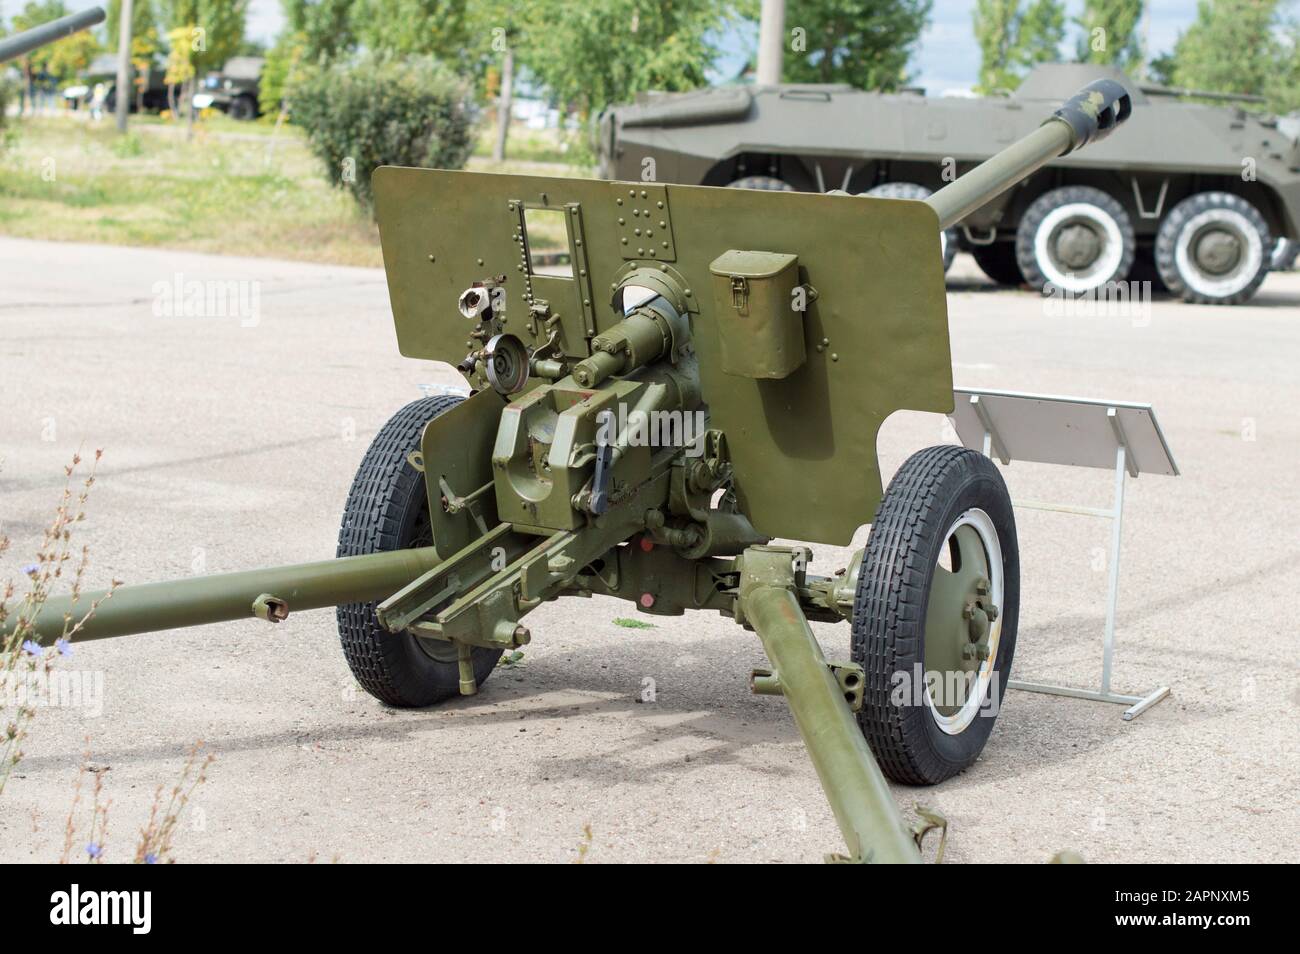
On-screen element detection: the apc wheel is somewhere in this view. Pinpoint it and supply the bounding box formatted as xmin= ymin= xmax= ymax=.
xmin=1272 ymin=238 xmax=1299 ymax=272
xmin=1155 ymin=192 xmax=1270 ymax=305
xmin=852 ymin=446 xmax=1019 ymax=785
xmin=726 ymin=175 xmax=794 ymax=191
xmin=337 ymin=396 xmax=502 ymax=707
xmin=1016 ymin=186 xmax=1135 ymax=294
xmin=864 ymin=182 xmax=958 ymax=272
xmin=970 ymin=241 xmax=1024 ymax=286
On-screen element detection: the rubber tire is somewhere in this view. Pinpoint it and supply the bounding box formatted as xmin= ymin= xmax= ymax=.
xmin=228 ymin=95 xmax=256 ymax=121
xmin=1015 ymin=185 xmax=1135 ymax=293
xmin=970 ymin=241 xmax=1024 ymax=286
xmin=1272 ymin=237 xmax=1299 ymax=272
xmin=864 ymin=182 xmax=958 ymax=272
xmin=1155 ymin=191 xmax=1270 ymax=305
xmin=852 ymin=446 xmax=1019 ymax=786
xmin=726 ymin=175 xmax=794 ymax=191
xmin=337 ymin=396 xmax=502 ymax=707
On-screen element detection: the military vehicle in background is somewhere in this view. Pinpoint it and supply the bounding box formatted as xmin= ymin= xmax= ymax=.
xmin=599 ymin=64 xmax=1300 ymax=305
xmin=80 ymin=52 xmax=169 ymax=113
xmin=193 ymin=55 xmax=263 ymax=120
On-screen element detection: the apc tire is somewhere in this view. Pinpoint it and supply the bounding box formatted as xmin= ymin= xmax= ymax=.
xmin=337 ymin=396 xmax=502 ymax=707
xmin=726 ymin=175 xmax=794 ymax=192
xmin=970 ymin=241 xmax=1024 ymax=286
xmin=864 ymin=182 xmax=958 ymax=272
xmin=1155 ymin=192 xmax=1270 ymax=305
xmin=852 ymin=446 xmax=1019 ymax=785
xmin=1272 ymin=237 xmax=1299 ymax=272
xmin=1016 ymin=185 xmax=1135 ymax=294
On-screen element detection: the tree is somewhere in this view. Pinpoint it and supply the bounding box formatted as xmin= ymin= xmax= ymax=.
xmin=973 ymin=0 xmax=1065 ymax=93
xmin=1075 ymin=0 xmax=1143 ymax=71
xmin=160 ymin=0 xmax=247 ymax=132
xmin=260 ymin=28 xmax=306 ymax=117
xmin=782 ymin=0 xmax=932 ymax=90
xmin=352 ymin=0 xmax=471 ymax=66
xmin=109 ymin=0 xmax=164 ymax=110
xmin=45 ymin=22 xmax=99 ymax=82
xmin=107 ymin=0 xmax=159 ymax=43
xmin=281 ymin=0 xmax=355 ymax=64
xmin=521 ymin=0 xmax=731 ymax=119
xmin=1169 ymin=0 xmax=1280 ymax=100
xmin=1267 ymin=25 xmax=1300 ymax=114
xmin=12 ymin=1 xmax=70 ymax=112
xmin=460 ymin=1 xmax=526 ymax=161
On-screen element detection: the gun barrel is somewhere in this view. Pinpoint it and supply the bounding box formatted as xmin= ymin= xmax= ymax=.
xmin=0 ymin=7 xmax=106 ymax=65
xmin=924 ymin=79 xmax=1133 ymax=231
xmin=9 ymin=547 xmax=441 ymax=644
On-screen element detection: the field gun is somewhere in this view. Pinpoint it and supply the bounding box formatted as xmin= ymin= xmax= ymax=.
xmin=0 ymin=7 xmax=105 ymax=65
xmin=10 ymin=81 xmax=1132 ymax=863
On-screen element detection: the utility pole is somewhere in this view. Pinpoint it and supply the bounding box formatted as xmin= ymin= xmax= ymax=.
xmin=115 ymin=0 xmax=133 ymax=133
xmin=756 ymin=0 xmax=786 ymax=85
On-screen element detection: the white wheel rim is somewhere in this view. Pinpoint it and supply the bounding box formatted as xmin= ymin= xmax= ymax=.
xmin=1033 ymin=202 xmax=1125 ymax=292
xmin=925 ymin=508 xmax=1004 ymax=735
xmin=1174 ymin=208 xmax=1264 ymax=298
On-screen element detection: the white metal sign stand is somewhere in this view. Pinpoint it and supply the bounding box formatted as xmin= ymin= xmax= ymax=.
xmin=948 ymin=389 xmax=1178 ymax=721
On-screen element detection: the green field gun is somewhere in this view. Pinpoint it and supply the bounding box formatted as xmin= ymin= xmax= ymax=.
xmin=0 ymin=6 xmax=105 ymax=64
xmin=10 ymin=81 xmax=1132 ymax=863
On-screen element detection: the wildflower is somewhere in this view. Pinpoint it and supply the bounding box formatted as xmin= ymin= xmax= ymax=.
xmin=22 ymin=640 xmax=42 ymax=657
xmin=86 ymin=843 xmax=102 ymax=859
xmin=21 ymin=563 xmax=38 ymax=576
xmin=144 ymin=853 xmax=158 ymax=864
xmin=55 ymin=638 xmax=72 ymax=658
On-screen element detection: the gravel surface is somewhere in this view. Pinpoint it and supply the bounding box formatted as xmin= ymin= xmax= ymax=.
xmin=1 ymin=237 xmax=1297 ymax=863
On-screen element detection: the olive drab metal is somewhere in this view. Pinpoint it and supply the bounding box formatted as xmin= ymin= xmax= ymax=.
xmin=9 ymin=82 xmax=1134 ymax=864
xmin=0 ymin=6 xmax=105 ymax=64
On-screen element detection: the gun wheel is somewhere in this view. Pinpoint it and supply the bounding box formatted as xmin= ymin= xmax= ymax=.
xmin=852 ymin=446 xmax=1019 ymax=785
xmin=336 ymin=395 xmax=502 ymax=707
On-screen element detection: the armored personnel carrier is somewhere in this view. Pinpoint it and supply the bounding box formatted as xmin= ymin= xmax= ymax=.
xmin=598 ymin=64 xmax=1300 ymax=305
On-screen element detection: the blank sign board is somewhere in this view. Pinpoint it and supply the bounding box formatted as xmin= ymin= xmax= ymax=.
xmin=948 ymin=388 xmax=1179 ymax=477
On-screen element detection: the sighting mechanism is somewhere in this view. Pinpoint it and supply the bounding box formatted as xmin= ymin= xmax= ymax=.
xmin=458 ymin=285 xmax=495 ymax=321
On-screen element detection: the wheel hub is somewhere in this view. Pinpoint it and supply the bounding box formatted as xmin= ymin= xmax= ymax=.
xmin=923 ymin=513 xmax=1002 ymax=727
xmin=1192 ymin=227 xmax=1242 ymax=275
xmin=1053 ymin=222 xmax=1103 ymax=270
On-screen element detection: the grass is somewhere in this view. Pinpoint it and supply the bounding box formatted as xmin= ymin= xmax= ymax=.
xmin=612 ymin=617 xmax=656 ymax=629
xmin=0 ymin=113 xmax=595 ymax=267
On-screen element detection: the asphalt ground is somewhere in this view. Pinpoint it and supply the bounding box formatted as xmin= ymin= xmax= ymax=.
xmin=1 ymin=237 xmax=1297 ymax=863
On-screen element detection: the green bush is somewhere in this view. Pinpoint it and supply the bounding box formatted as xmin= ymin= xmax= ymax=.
xmin=0 ymin=77 xmax=15 ymax=142
xmin=291 ymin=53 xmax=476 ymax=212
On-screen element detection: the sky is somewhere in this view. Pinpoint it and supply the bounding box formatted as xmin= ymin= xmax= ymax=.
xmin=34 ymin=0 xmax=1297 ymax=94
